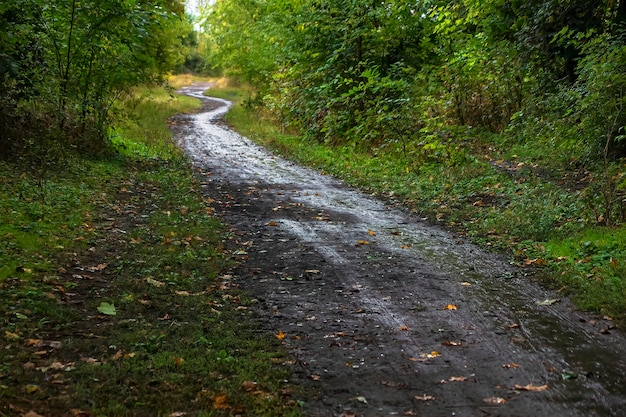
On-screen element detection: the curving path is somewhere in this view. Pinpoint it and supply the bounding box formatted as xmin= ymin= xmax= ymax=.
xmin=175 ymin=83 xmax=626 ymax=417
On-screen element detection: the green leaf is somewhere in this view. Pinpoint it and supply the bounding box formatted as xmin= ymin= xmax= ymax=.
xmin=97 ymin=302 xmax=117 ymax=316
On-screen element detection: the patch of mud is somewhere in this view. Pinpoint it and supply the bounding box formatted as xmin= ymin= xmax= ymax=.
xmin=176 ymin=84 xmax=626 ymax=417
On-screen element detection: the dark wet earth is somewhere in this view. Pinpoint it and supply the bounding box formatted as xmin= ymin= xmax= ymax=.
xmin=175 ymin=83 xmax=626 ymax=417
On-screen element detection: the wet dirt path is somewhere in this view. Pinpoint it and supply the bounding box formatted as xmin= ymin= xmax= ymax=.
xmin=176 ymin=83 xmax=626 ymax=417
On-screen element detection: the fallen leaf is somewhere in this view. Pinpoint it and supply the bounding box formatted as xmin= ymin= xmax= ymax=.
xmin=515 ymin=383 xmax=548 ymax=392
xmin=266 ymin=221 xmax=279 ymax=227
xmin=449 ymin=376 xmax=468 ymax=382
xmin=25 ymin=339 xmax=43 ymax=347
xmin=399 ymin=325 xmax=411 ymax=331
xmin=536 ymin=299 xmax=559 ymax=306
xmin=460 ymin=282 xmax=472 ymax=286
xmin=5 ymin=330 xmax=20 ymax=340
xmin=414 ymin=395 xmax=435 ymax=401
xmin=174 ymin=357 xmax=184 ymax=367
xmin=442 ymin=341 xmax=462 ymax=347
xmin=97 ymin=302 xmax=116 ymax=316
xmin=400 ymin=244 xmax=412 ymax=249
xmin=524 ymin=258 xmax=547 ymax=266
xmin=213 ymin=394 xmax=230 ymax=409
xmin=23 ymin=411 xmax=44 ymax=417
xmin=89 ymin=263 xmax=108 ymax=271
xmin=276 ymin=331 xmax=286 ymax=340
xmin=444 ymin=304 xmax=458 ymax=310
xmin=502 ymin=363 xmax=520 ymax=369
xmin=356 ymin=396 xmax=367 ymax=404
xmin=483 ymin=397 xmax=507 ymax=404
xmin=368 ymin=229 xmax=377 ymax=236
xmin=423 ymin=351 xmax=441 ymax=359
xmin=242 ymin=381 xmax=257 ymax=391
xmin=305 ymin=269 xmax=320 ymax=274
xmin=561 ymin=371 xmax=578 ymax=380
xmin=25 ymin=384 xmax=40 ymax=394
xmin=146 ymin=277 xmax=166 ymax=287
xmin=356 ymin=240 xmax=370 ymax=246
xmin=311 ymin=374 xmax=321 ymax=381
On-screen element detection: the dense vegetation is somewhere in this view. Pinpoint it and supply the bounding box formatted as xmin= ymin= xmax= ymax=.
xmin=0 ymin=0 xmax=198 ymax=160
xmin=201 ymin=1 xmax=626 ymax=319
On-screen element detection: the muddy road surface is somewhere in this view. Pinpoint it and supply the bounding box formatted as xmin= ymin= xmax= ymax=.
xmin=175 ymin=83 xmax=626 ymax=417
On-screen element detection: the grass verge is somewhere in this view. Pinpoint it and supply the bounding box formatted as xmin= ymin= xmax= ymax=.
xmin=207 ymin=82 xmax=626 ymax=323
xmin=0 ymin=80 xmax=301 ymax=416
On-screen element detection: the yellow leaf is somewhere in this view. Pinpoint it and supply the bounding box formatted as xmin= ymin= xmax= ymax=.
xmin=266 ymin=221 xmax=279 ymax=227
xmin=146 ymin=277 xmax=166 ymax=287
xmin=276 ymin=331 xmax=286 ymax=340
xmin=213 ymin=394 xmax=230 ymax=409
xmin=356 ymin=240 xmax=370 ymax=246
xmin=25 ymin=384 xmax=40 ymax=394
xmin=174 ymin=357 xmax=184 ymax=367
xmin=5 ymin=330 xmax=20 ymax=341
xmin=368 ymin=229 xmax=377 ymax=236
xmin=515 ymin=383 xmax=548 ymax=392
xmin=444 ymin=304 xmax=458 ymax=310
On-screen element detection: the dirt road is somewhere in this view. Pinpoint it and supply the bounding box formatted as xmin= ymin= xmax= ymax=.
xmin=176 ymin=83 xmax=626 ymax=417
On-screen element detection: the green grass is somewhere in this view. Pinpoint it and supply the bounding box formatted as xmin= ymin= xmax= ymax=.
xmin=0 ymin=80 xmax=303 ymax=416
xmin=213 ymin=82 xmax=626 ymax=323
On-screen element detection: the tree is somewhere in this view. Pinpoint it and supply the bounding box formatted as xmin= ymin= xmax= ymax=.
xmin=0 ymin=0 xmax=188 ymax=157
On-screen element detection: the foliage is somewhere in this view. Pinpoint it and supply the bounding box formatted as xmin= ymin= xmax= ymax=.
xmin=201 ymin=0 xmax=626 ymax=160
xmin=0 ymin=0 xmax=190 ymax=159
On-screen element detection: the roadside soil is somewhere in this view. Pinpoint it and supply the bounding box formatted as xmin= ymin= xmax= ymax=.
xmin=175 ymin=83 xmax=626 ymax=417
